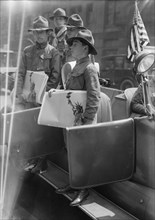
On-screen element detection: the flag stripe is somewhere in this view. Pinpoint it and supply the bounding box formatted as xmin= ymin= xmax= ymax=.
xmin=127 ymin=2 xmax=150 ymax=62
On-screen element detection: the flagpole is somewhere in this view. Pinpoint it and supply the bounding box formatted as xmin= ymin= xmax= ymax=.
xmin=135 ymin=0 xmax=142 ymax=13
xmin=135 ymin=0 xmax=139 ymax=5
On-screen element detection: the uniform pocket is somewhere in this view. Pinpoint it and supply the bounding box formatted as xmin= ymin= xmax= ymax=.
xmin=43 ymin=57 xmax=51 ymax=73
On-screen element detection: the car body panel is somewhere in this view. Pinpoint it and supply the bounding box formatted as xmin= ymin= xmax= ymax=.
xmin=97 ymin=180 xmax=155 ymax=220
xmin=66 ymin=118 xmax=134 ymax=189
xmin=132 ymin=117 xmax=155 ymax=188
xmin=0 ymin=87 xmax=154 ymax=220
xmin=0 ymin=107 xmax=64 ymax=159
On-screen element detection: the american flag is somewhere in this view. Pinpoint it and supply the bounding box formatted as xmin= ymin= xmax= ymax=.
xmin=127 ymin=1 xmax=150 ymax=62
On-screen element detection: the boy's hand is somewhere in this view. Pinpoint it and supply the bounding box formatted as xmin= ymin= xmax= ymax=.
xmin=16 ymin=94 xmax=26 ymax=104
xmin=27 ymin=91 xmax=36 ymax=103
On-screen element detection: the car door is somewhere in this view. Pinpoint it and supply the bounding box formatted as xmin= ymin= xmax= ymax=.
xmin=66 ymin=118 xmax=135 ymax=189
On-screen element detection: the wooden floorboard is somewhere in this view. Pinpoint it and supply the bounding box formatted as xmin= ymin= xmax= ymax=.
xmin=39 ymin=161 xmax=138 ymax=220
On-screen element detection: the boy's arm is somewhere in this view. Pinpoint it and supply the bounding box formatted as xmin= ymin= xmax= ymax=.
xmin=16 ymin=51 xmax=27 ymax=99
xmin=131 ymin=85 xmax=147 ymax=115
xmin=46 ymin=48 xmax=61 ymax=90
xmin=83 ymin=65 xmax=100 ymax=124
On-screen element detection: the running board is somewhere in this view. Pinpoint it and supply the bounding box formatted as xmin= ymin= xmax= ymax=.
xmin=39 ymin=161 xmax=137 ymax=220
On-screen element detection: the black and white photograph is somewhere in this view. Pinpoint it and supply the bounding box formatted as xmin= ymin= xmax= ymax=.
xmin=0 ymin=0 xmax=155 ymax=219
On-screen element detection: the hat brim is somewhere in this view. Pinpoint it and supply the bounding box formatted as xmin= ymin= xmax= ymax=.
xmin=49 ymin=16 xmax=68 ymax=20
xmin=28 ymin=28 xmax=53 ymax=32
xmin=66 ymin=25 xmax=86 ymax=30
xmin=67 ymin=37 xmax=97 ymax=55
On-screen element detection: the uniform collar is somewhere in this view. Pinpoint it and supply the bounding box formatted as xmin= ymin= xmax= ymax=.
xmin=72 ymin=56 xmax=91 ymax=76
xmin=35 ymin=41 xmax=48 ymax=49
xmin=76 ymin=56 xmax=90 ymax=65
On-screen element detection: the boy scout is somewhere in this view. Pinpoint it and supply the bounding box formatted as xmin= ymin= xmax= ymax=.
xmin=16 ymin=16 xmax=60 ymax=105
xmin=56 ymin=29 xmax=100 ymax=206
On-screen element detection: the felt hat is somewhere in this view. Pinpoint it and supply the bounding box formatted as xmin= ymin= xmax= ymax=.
xmin=50 ymin=8 xmax=68 ymax=20
xmin=66 ymin=14 xmax=86 ymax=29
xmin=67 ymin=29 xmax=97 ymax=55
xmin=28 ymin=16 xmax=53 ymax=31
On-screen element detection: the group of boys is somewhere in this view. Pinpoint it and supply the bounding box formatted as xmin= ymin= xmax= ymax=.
xmin=17 ymin=8 xmax=101 ymax=206
xmin=15 ymin=8 xmax=92 ymax=106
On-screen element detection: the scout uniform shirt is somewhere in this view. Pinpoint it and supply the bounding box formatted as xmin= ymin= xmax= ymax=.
xmin=16 ymin=42 xmax=60 ymax=96
xmin=66 ymin=56 xmax=100 ymax=122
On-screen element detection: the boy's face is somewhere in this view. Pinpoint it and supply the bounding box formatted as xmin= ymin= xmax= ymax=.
xmin=67 ymin=27 xmax=80 ymax=39
xmin=70 ymin=40 xmax=87 ymax=59
xmin=53 ymin=17 xmax=66 ymax=28
xmin=33 ymin=30 xmax=48 ymax=44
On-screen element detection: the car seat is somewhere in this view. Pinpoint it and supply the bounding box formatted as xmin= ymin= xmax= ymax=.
xmin=124 ymin=87 xmax=137 ymax=117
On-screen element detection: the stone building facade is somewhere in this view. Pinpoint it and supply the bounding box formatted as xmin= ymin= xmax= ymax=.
xmin=0 ymin=0 xmax=154 ymax=64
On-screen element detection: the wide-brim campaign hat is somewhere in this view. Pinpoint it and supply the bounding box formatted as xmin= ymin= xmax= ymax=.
xmin=67 ymin=29 xmax=97 ymax=55
xmin=50 ymin=8 xmax=68 ymax=20
xmin=28 ymin=16 xmax=53 ymax=32
xmin=66 ymin=14 xmax=86 ymax=29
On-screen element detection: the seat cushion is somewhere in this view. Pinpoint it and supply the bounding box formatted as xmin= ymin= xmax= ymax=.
xmin=124 ymin=87 xmax=137 ymax=117
xmin=97 ymin=92 xmax=112 ymax=122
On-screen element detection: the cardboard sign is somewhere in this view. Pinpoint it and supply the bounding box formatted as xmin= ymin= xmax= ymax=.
xmin=23 ymin=71 xmax=48 ymax=104
xmin=38 ymin=89 xmax=88 ymax=128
